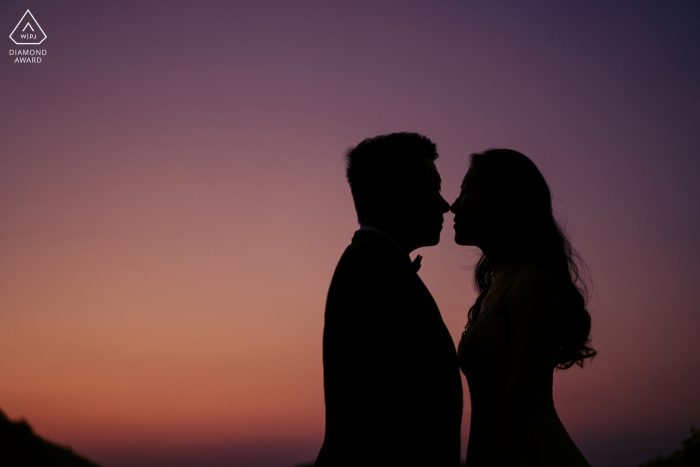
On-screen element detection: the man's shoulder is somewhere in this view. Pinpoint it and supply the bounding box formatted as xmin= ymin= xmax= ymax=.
xmin=325 ymin=232 xmax=418 ymax=324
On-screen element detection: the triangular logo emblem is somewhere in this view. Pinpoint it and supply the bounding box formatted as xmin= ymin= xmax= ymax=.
xmin=10 ymin=10 xmax=47 ymax=45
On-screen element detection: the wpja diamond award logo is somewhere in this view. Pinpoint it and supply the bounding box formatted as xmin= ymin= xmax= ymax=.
xmin=9 ymin=10 xmax=47 ymax=63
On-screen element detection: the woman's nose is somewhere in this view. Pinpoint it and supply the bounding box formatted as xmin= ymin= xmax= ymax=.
xmin=439 ymin=195 xmax=450 ymax=213
xmin=450 ymin=198 xmax=460 ymax=213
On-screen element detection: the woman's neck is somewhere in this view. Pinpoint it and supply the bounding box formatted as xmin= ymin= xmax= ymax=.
xmin=481 ymin=245 xmax=525 ymax=281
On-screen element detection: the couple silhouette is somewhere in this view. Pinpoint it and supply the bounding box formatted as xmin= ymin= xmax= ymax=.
xmin=314 ymin=133 xmax=595 ymax=467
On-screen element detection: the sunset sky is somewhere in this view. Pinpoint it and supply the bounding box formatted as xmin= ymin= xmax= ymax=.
xmin=1 ymin=1 xmax=699 ymax=466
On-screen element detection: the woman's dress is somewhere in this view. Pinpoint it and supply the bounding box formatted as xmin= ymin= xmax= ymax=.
xmin=458 ymin=266 xmax=591 ymax=467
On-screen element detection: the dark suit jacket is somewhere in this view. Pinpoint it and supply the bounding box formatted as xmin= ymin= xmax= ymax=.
xmin=315 ymin=230 xmax=463 ymax=466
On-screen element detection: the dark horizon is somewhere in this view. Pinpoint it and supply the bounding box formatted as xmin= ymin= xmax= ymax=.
xmin=2 ymin=407 xmax=697 ymax=467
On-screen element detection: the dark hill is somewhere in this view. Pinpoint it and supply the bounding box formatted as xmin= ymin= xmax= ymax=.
xmin=638 ymin=427 xmax=700 ymax=467
xmin=0 ymin=408 xmax=100 ymax=467
xmin=296 ymin=429 xmax=700 ymax=467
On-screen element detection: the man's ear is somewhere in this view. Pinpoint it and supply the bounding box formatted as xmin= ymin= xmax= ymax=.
xmin=390 ymin=181 xmax=412 ymax=208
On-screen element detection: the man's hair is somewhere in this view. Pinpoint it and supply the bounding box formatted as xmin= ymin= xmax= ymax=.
xmin=345 ymin=132 xmax=438 ymax=222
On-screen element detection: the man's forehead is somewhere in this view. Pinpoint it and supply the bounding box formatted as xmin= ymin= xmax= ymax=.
xmin=422 ymin=159 xmax=441 ymax=183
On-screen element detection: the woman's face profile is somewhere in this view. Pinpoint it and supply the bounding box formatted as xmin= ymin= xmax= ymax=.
xmin=450 ymin=166 xmax=494 ymax=247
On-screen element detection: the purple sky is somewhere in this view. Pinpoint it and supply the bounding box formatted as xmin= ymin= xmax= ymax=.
xmin=1 ymin=1 xmax=699 ymax=466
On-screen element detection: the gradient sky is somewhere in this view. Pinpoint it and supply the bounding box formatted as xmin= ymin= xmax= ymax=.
xmin=1 ymin=1 xmax=699 ymax=466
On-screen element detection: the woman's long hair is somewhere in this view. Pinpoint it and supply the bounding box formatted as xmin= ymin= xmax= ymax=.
xmin=465 ymin=149 xmax=596 ymax=369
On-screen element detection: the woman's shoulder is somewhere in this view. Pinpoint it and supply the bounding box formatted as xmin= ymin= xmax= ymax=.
xmin=514 ymin=264 xmax=557 ymax=288
xmin=507 ymin=264 xmax=560 ymax=319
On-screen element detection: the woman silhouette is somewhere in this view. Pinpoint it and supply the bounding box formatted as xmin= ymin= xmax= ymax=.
xmin=451 ymin=149 xmax=595 ymax=466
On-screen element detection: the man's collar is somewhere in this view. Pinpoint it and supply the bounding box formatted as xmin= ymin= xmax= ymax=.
xmin=357 ymin=226 xmax=423 ymax=272
xmin=358 ymin=225 xmax=410 ymax=260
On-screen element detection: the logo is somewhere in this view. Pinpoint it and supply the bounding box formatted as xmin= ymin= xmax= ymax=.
xmin=10 ymin=10 xmax=47 ymax=45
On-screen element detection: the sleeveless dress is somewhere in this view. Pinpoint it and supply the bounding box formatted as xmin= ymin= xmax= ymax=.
xmin=457 ymin=266 xmax=590 ymax=467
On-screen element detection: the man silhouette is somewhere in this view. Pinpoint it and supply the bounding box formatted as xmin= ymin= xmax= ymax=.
xmin=315 ymin=133 xmax=463 ymax=466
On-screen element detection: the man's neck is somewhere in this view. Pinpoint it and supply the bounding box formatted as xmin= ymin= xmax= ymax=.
xmin=359 ymin=220 xmax=418 ymax=254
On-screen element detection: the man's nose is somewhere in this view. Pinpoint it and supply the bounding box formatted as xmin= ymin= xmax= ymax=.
xmin=439 ymin=195 xmax=450 ymax=213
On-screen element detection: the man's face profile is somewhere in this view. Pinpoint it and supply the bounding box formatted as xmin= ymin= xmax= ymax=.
xmin=396 ymin=159 xmax=450 ymax=248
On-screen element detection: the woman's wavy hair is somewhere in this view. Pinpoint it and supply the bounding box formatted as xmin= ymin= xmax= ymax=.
xmin=465 ymin=149 xmax=596 ymax=369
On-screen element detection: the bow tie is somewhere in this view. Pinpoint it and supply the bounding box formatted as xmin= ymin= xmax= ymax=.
xmin=412 ymin=255 xmax=422 ymax=272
